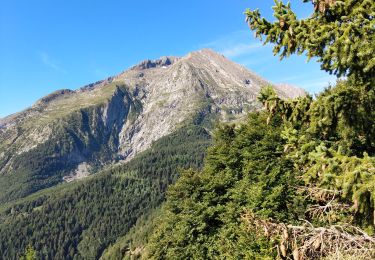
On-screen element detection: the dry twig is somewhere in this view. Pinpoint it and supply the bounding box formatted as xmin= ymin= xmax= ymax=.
xmin=242 ymin=211 xmax=375 ymax=260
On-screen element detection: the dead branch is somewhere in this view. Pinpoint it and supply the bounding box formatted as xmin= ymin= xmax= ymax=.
xmin=241 ymin=211 xmax=375 ymax=260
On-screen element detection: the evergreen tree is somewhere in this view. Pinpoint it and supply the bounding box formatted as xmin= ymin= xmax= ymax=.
xmin=245 ymin=0 xmax=375 ymax=83
xmin=250 ymin=1 xmax=375 ymax=229
xmin=20 ymin=245 xmax=37 ymax=260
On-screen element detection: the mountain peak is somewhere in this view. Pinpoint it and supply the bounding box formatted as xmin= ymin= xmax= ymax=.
xmin=129 ymin=49 xmax=223 ymax=71
xmin=131 ymin=56 xmax=179 ymax=70
xmin=0 ymin=48 xmax=306 ymax=203
xmin=184 ymin=48 xmax=225 ymax=62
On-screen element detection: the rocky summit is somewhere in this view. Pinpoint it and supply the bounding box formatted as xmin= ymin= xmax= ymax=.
xmin=0 ymin=48 xmax=304 ymax=203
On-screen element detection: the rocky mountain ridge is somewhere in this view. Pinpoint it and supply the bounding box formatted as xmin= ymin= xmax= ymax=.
xmin=0 ymin=48 xmax=304 ymax=203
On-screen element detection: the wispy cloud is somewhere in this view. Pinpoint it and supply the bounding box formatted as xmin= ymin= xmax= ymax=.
xmin=220 ymin=43 xmax=263 ymax=58
xmin=40 ymin=52 xmax=67 ymax=74
xmin=237 ymin=55 xmax=275 ymax=67
xmin=201 ymin=30 xmax=269 ymax=63
xmin=201 ymin=30 xmax=250 ymax=49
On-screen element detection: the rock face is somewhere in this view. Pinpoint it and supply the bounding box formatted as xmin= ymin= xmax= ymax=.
xmin=275 ymin=83 xmax=307 ymax=99
xmin=131 ymin=56 xmax=180 ymax=70
xmin=0 ymin=48 xmax=304 ymax=202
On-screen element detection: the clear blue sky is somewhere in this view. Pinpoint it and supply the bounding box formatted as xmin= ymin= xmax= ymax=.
xmin=0 ymin=0 xmax=335 ymax=118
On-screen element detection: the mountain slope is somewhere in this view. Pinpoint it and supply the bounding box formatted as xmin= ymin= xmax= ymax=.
xmin=0 ymin=124 xmax=211 ymax=259
xmin=0 ymin=49 xmax=303 ymax=203
xmin=0 ymin=49 xmax=306 ymax=259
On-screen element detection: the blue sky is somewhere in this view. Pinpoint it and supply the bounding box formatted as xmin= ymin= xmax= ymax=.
xmin=0 ymin=0 xmax=336 ymax=118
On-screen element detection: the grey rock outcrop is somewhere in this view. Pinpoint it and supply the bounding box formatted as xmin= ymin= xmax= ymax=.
xmin=0 ymin=48 xmax=305 ymax=202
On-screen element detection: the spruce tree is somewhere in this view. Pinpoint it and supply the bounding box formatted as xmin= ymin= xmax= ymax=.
xmin=245 ymin=0 xmax=375 ymax=84
xmin=249 ymin=0 xmax=375 ymax=229
xmin=20 ymin=245 xmax=37 ymax=260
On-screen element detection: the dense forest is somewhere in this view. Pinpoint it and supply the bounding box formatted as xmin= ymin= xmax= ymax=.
xmin=0 ymin=125 xmax=211 ymax=259
xmin=146 ymin=1 xmax=375 ymax=259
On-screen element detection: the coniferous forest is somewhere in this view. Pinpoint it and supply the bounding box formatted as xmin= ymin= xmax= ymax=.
xmin=0 ymin=125 xmax=211 ymax=259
